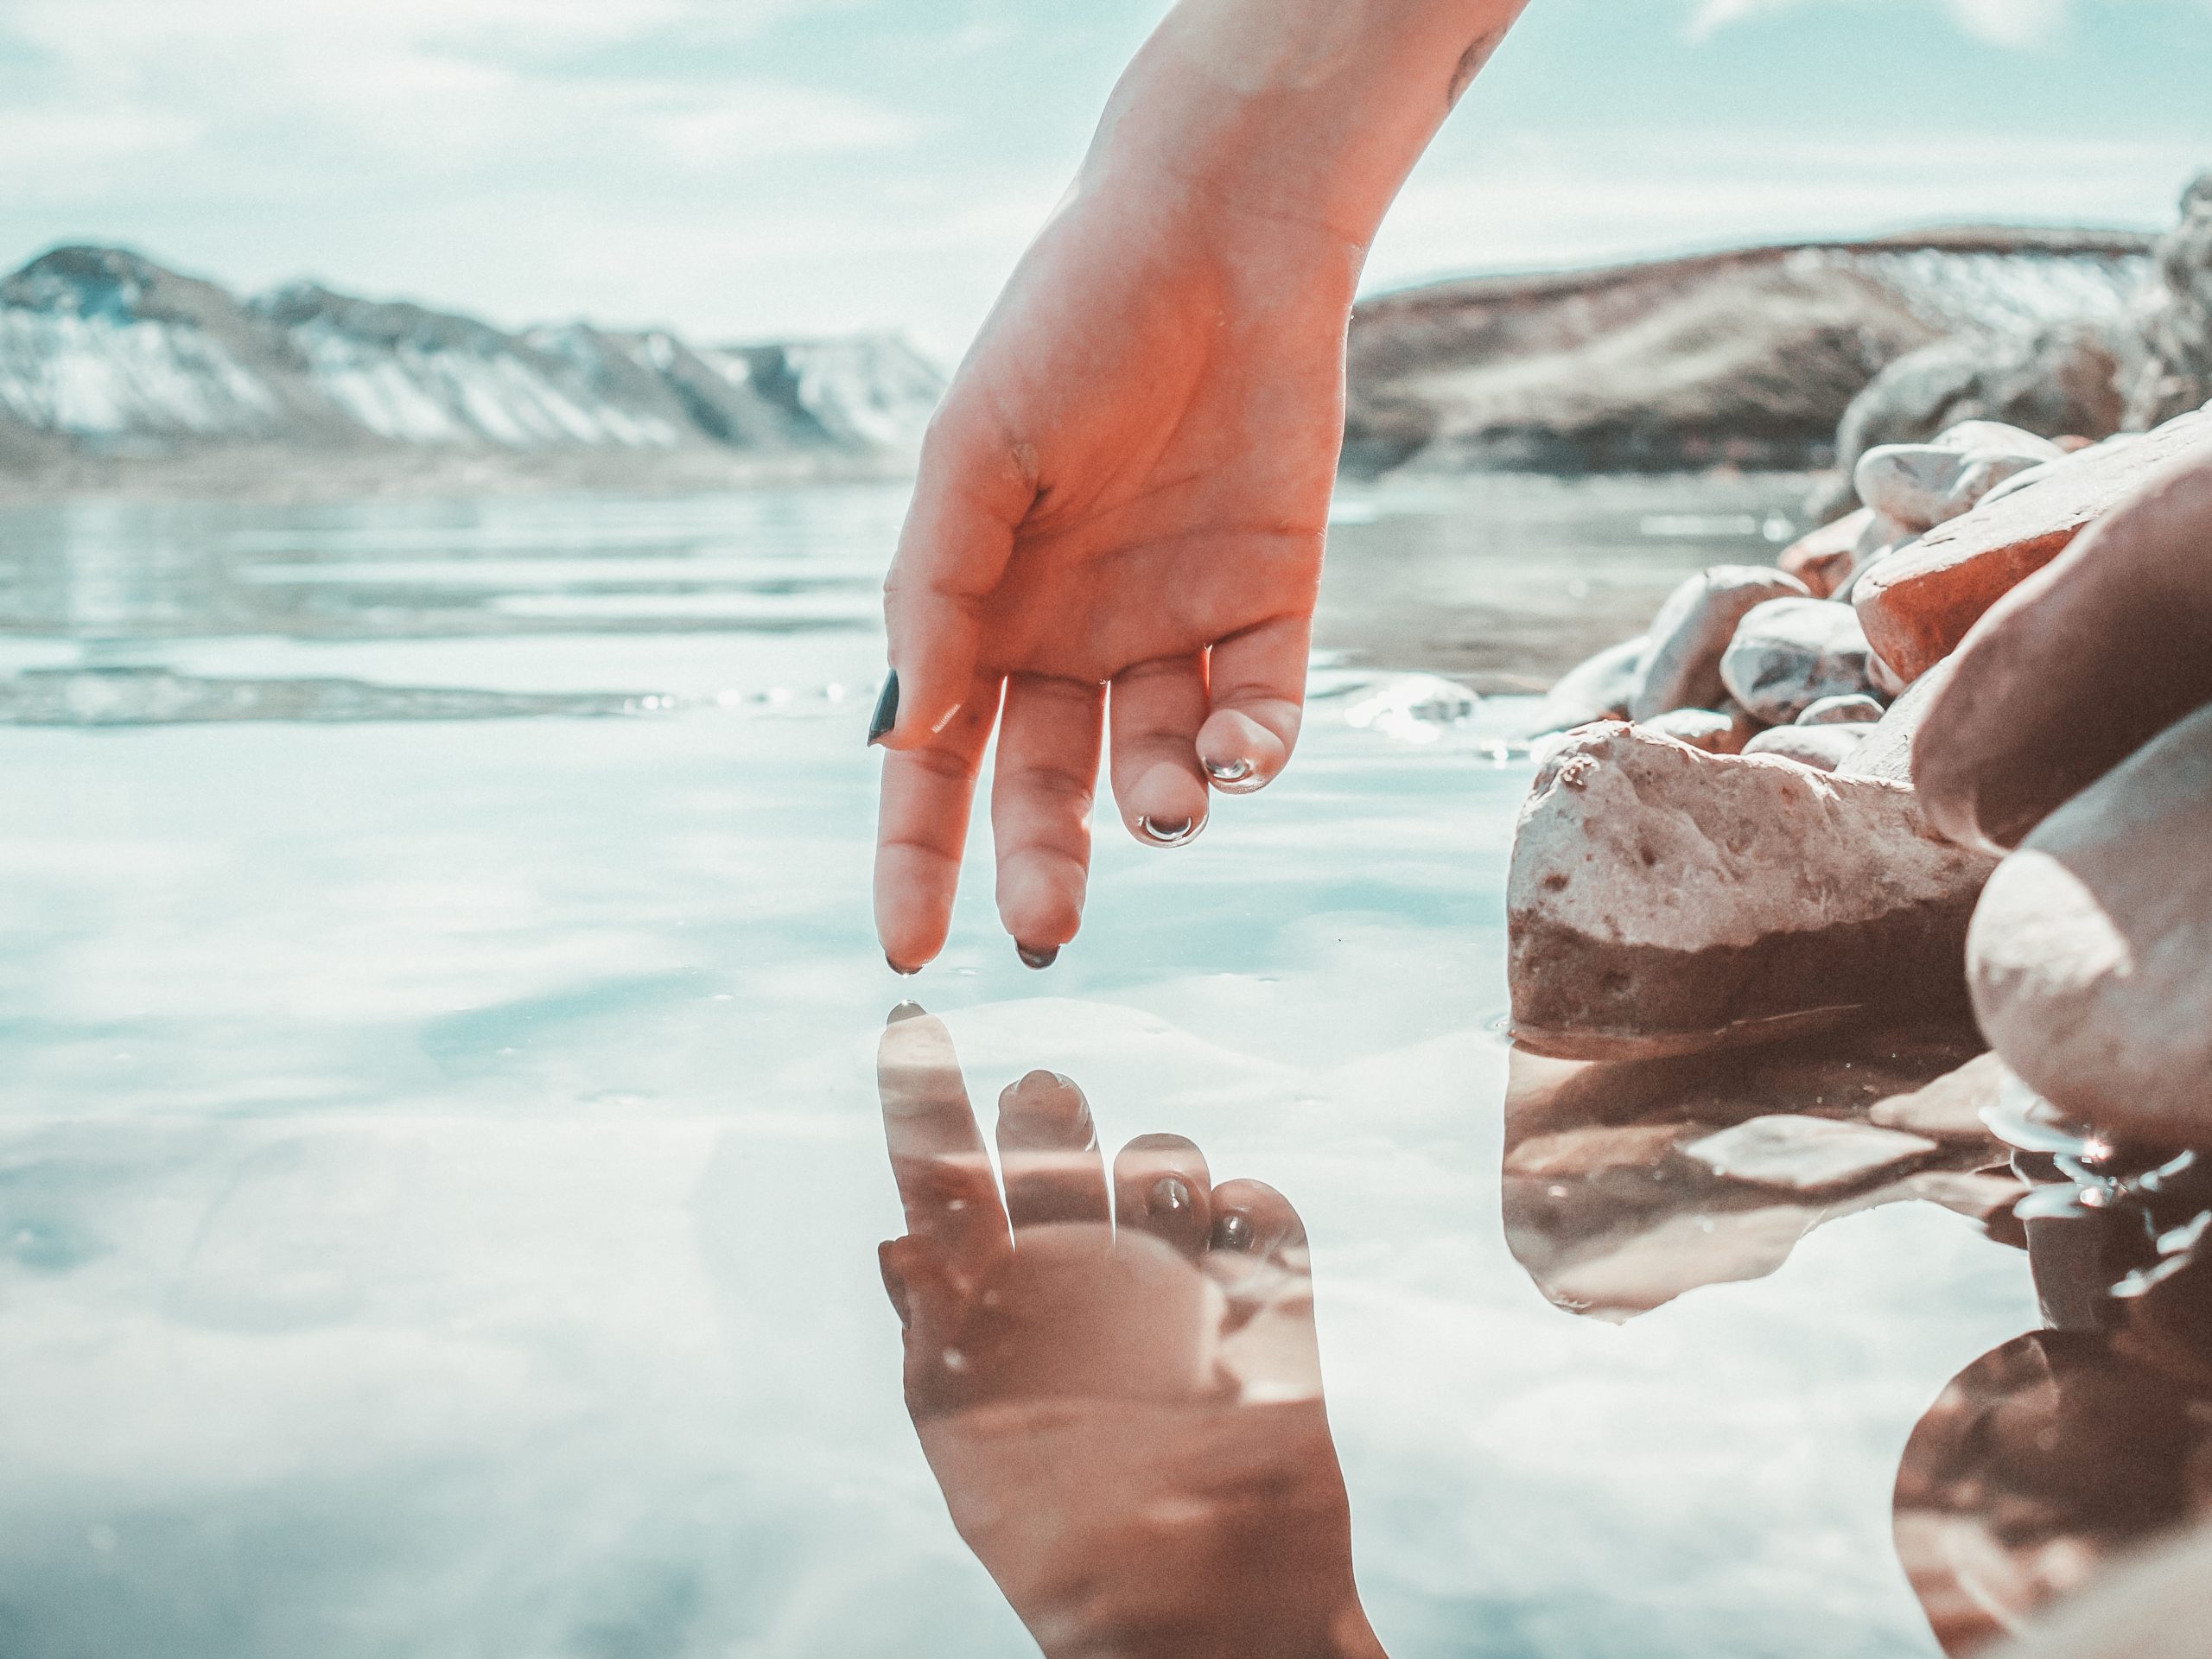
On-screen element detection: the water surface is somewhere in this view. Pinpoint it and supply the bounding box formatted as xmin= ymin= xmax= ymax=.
xmin=0 ymin=475 xmax=2057 ymax=1657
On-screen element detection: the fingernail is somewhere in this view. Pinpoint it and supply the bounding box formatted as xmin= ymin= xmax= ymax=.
xmin=1016 ymin=944 xmax=1059 ymax=970
xmin=887 ymin=1001 xmax=926 ymax=1025
xmin=867 ymin=671 xmax=899 ymax=746
xmin=886 ymin=955 xmax=921 ymax=977
xmin=1211 ymin=1211 xmax=1255 ymax=1252
xmin=1137 ymin=815 xmax=1203 ymax=847
xmin=1148 ymin=1175 xmax=1192 ymax=1217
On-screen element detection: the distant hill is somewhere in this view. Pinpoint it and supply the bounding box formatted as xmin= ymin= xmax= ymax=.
xmin=0 ymin=228 xmax=2166 ymax=499
xmin=0 ymin=245 xmax=945 ymax=495
xmin=1344 ymin=226 xmax=2155 ymax=475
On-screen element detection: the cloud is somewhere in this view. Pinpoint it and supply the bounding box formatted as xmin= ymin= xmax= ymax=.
xmin=1688 ymin=0 xmax=2075 ymax=47
xmin=0 ymin=0 xmax=907 ymax=183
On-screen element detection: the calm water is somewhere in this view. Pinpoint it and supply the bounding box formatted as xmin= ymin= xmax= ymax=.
xmin=0 ymin=475 xmax=2073 ymax=1657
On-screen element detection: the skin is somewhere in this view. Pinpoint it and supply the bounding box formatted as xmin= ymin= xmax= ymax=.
xmin=873 ymin=0 xmax=1535 ymax=970
xmin=876 ymin=1007 xmax=1383 ymax=1658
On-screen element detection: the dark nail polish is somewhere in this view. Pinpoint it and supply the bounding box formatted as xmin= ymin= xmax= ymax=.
xmin=887 ymin=1001 xmax=926 ymax=1025
xmin=1211 ymin=1211 xmax=1255 ymax=1252
xmin=1137 ymin=815 xmax=1203 ymax=847
xmin=886 ymin=954 xmax=922 ymax=976
xmin=867 ymin=671 xmax=899 ymax=746
xmin=1017 ymin=944 xmax=1058 ymax=969
xmin=1205 ymin=758 xmax=1253 ymax=783
xmin=1149 ymin=1175 xmax=1192 ymax=1217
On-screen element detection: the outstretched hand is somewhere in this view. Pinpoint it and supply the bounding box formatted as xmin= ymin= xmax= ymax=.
xmin=870 ymin=181 xmax=1359 ymax=971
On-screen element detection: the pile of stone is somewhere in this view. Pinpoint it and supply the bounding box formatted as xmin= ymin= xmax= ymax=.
xmin=1508 ymin=401 xmax=2212 ymax=1102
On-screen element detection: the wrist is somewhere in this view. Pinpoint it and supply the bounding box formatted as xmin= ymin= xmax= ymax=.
xmin=1082 ymin=0 xmax=1522 ymax=248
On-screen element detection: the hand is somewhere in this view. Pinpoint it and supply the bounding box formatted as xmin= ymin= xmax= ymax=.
xmin=870 ymin=178 xmax=1357 ymax=972
xmin=874 ymin=1006 xmax=1385 ymax=1659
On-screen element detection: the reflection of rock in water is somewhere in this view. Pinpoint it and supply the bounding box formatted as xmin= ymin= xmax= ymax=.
xmin=0 ymin=667 xmax=648 ymax=726
xmin=1501 ymin=1024 xmax=2024 ymax=1320
xmin=1894 ymin=1103 xmax=2212 ymax=1656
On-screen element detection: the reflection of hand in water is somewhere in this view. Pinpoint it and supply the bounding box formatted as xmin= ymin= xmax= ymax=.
xmin=875 ymin=1005 xmax=1385 ymax=1659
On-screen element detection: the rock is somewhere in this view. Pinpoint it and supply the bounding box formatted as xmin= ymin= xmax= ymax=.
xmin=1778 ymin=509 xmax=1869 ymax=597
xmin=1640 ymin=704 xmax=1758 ymax=755
xmin=1823 ymin=324 xmax=2130 ymax=517
xmin=1500 ymin=1024 xmax=2010 ymax=1319
xmin=1867 ymin=650 xmax=1911 ymax=699
xmin=1910 ymin=442 xmax=2212 ymax=848
xmin=1343 ymin=231 xmax=2149 ymax=478
xmin=1503 ymin=1121 xmax=1696 ymax=1179
xmin=1853 ymin=427 xmax=2063 ymax=533
xmin=1854 ymin=407 xmax=2212 ymax=683
xmin=1967 ymin=702 xmax=2212 ymax=1146
xmin=1740 ymin=723 xmax=1875 ymax=771
xmin=1507 ymin=723 xmax=1999 ymax=1060
xmin=1532 ymin=634 xmax=1646 ymax=735
xmin=1683 ymin=1115 xmax=1937 ymax=1194
xmin=1798 ymin=694 xmax=1885 ymax=726
xmin=2123 ymin=172 xmax=2212 ymax=430
xmin=1839 ymin=657 xmax=1954 ymax=786
xmin=1719 ymin=597 xmax=1876 ymax=724
xmin=1630 ymin=566 xmax=1810 ymax=720
xmin=1854 ymin=509 xmax=1918 ymax=556
xmin=1869 ymin=1050 xmax=2012 ymax=1143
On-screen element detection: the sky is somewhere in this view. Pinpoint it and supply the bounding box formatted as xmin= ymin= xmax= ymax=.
xmin=0 ymin=0 xmax=2208 ymax=359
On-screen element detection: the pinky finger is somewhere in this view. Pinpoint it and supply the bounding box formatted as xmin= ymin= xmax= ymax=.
xmin=1198 ymin=614 xmax=1309 ymax=795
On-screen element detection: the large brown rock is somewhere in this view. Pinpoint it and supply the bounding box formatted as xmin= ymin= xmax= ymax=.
xmin=1853 ymin=410 xmax=2212 ymax=683
xmin=1967 ymin=703 xmax=2212 ymax=1147
xmin=1911 ymin=445 xmax=2212 ymax=849
xmin=1507 ymin=724 xmax=1998 ymax=1059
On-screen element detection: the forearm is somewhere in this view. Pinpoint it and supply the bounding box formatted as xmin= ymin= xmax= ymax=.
xmin=1083 ymin=0 xmax=1532 ymax=251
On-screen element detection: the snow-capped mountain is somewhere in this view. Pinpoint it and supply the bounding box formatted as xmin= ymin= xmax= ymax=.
xmin=0 ymin=245 xmax=945 ymax=463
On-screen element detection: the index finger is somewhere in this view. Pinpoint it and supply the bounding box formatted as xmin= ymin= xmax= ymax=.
xmin=874 ymin=676 xmax=1002 ymax=972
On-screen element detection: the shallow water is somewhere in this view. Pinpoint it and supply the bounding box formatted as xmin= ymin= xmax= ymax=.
xmin=0 ymin=475 xmax=2075 ymax=1656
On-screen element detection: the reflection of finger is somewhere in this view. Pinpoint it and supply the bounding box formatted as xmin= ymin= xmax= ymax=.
xmin=877 ymin=1009 xmax=1008 ymax=1267
xmin=1205 ymin=1178 xmax=1322 ymax=1406
xmin=1209 ymin=1178 xmax=1310 ymax=1268
xmin=878 ymin=416 xmax=1031 ymax=749
xmin=1199 ymin=614 xmax=1308 ymax=795
xmin=1108 ymin=652 xmax=1211 ymax=847
xmin=990 ymin=674 xmax=1103 ymax=965
xmin=874 ymin=678 xmax=1003 ymax=971
xmin=1112 ymin=1133 xmax=1214 ymax=1257
xmin=997 ymin=1070 xmax=1110 ymax=1229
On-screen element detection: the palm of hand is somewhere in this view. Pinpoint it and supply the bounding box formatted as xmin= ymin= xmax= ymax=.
xmin=874 ymin=188 xmax=1359 ymax=970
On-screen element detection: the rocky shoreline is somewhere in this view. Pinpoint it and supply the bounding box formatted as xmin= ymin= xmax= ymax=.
xmin=1507 ymin=175 xmax=2212 ymax=1156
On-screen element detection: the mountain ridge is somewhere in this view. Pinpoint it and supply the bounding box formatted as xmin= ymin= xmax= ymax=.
xmin=0 ymin=244 xmax=944 ymax=483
